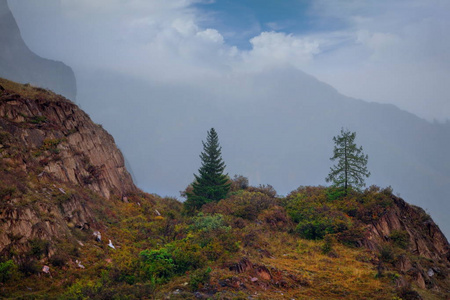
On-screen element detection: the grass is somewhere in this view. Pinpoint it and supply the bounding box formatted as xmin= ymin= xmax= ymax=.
xmin=0 ymin=77 xmax=71 ymax=103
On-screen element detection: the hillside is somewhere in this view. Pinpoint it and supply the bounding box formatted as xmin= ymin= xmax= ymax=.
xmin=0 ymin=0 xmax=76 ymax=100
xmin=78 ymin=66 xmax=450 ymax=240
xmin=0 ymin=79 xmax=449 ymax=299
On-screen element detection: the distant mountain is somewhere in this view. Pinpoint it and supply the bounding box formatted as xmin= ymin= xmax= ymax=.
xmin=75 ymin=67 xmax=450 ymax=239
xmin=0 ymin=0 xmax=76 ymax=100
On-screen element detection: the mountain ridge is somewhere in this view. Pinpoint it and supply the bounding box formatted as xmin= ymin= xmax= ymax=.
xmin=0 ymin=0 xmax=76 ymax=101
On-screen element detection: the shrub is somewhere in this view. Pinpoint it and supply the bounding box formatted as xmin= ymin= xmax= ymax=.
xmin=170 ymin=240 xmax=206 ymax=273
xmin=49 ymin=253 xmax=69 ymax=267
xmin=190 ymin=213 xmax=230 ymax=233
xmin=205 ymin=190 xmax=278 ymax=221
xmin=230 ymin=175 xmax=249 ymax=192
xmin=379 ymin=244 xmax=395 ymax=263
xmin=140 ymin=248 xmax=175 ymax=283
xmin=247 ymin=184 xmax=277 ymax=197
xmin=18 ymin=259 xmax=41 ymax=275
xmin=259 ymin=206 xmax=291 ymax=230
xmin=0 ymin=260 xmax=18 ymax=283
xmin=29 ymin=238 xmax=50 ymax=258
xmin=390 ymin=230 xmax=410 ymax=249
xmin=189 ymin=267 xmax=212 ymax=291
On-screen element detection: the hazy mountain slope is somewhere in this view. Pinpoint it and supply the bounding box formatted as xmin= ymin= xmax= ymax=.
xmin=76 ymin=67 xmax=450 ymax=239
xmin=0 ymin=0 xmax=76 ymax=100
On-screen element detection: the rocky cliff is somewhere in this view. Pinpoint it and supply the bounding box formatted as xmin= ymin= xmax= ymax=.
xmin=365 ymin=196 xmax=449 ymax=261
xmin=0 ymin=77 xmax=137 ymax=255
xmin=364 ymin=195 xmax=450 ymax=290
xmin=0 ymin=0 xmax=76 ymax=100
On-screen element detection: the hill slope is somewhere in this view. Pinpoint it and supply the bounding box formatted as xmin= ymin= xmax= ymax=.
xmin=0 ymin=77 xmax=137 ymax=255
xmin=0 ymin=79 xmax=449 ymax=299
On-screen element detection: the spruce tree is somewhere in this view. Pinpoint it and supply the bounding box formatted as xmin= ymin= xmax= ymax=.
xmin=326 ymin=128 xmax=370 ymax=194
xmin=184 ymin=128 xmax=230 ymax=212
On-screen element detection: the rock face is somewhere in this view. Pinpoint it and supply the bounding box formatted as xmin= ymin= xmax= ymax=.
xmin=0 ymin=78 xmax=137 ymax=254
xmin=364 ymin=196 xmax=449 ymax=262
xmin=0 ymin=78 xmax=136 ymax=198
xmin=363 ymin=195 xmax=450 ymax=290
xmin=0 ymin=0 xmax=76 ymax=100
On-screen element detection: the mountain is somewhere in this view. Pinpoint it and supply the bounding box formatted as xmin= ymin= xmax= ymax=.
xmin=0 ymin=0 xmax=76 ymax=100
xmin=0 ymin=78 xmax=449 ymax=299
xmin=76 ymin=67 xmax=450 ymax=238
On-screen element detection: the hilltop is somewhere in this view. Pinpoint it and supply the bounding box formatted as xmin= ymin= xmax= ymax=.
xmin=0 ymin=78 xmax=449 ymax=299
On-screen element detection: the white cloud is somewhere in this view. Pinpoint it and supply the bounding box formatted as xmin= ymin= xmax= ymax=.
xmin=242 ymin=32 xmax=320 ymax=70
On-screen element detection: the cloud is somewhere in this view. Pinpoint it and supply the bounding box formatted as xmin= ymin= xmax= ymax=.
xmin=241 ymin=31 xmax=320 ymax=71
xmin=8 ymin=0 xmax=450 ymax=122
xmin=302 ymin=0 xmax=450 ymax=121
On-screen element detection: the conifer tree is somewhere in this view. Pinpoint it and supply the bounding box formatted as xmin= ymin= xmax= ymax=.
xmin=326 ymin=128 xmax=370 ymax=194
xmin=184 ymin=128 xmax=230 ymax=212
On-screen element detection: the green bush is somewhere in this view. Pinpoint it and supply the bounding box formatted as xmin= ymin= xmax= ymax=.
xmin=140 ymin=248 xmax=175 ymax=283
xmin=0 ymin=260 xmax=18 ymax=283
xmin=170 ymin=240 xmax=206 ymax=273
xmin=284 ymin=186 xmax=396 ymax=243
xmin=190 ymin=213 xmax=230 ymax=233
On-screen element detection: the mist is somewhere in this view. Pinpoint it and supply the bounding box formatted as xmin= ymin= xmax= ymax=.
xmin=5 ymin=0 xmax=450 ymax=237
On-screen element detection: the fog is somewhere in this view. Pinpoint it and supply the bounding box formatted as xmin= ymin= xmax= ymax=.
xmin=6 ymin=0 xmax=450 ymax=237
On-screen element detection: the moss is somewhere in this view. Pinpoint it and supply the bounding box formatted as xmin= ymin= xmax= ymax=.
xmin=30 ymin=115 xmax=47 ymax=124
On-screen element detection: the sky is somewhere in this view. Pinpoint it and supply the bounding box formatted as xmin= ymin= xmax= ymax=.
xmin=8 ymin=0 xmax=450 ymax=122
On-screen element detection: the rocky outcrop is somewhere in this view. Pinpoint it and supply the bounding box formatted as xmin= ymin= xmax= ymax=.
xmin=0 ymin=78 xmax=137 ymax=199
xmin=363 ymin=195 xmax=450 ymax=292
xmin=0 ymin=0 xmax=76 ymax=100
xmin=364 ymin=196 xmax=449 ymax=262
xmin=0 ymin=78 xmax=138 ymax=255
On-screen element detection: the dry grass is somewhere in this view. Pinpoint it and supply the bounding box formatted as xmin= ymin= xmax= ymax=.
xmin=0 ymin=77 xmax=70 ymax=103
xmin=240 ymin=231 xmax=396 ymax=299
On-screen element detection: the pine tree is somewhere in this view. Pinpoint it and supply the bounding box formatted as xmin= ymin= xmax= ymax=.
xmin=184 ymin=128 xmax=230 ymax=212
xmin=326 ymin=128 xmax=370 ymax=194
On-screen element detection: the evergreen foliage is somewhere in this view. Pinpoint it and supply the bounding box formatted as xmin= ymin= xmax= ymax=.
xmin=184 ymin=128 xmax=230 ymax=212
xmin=326 ymin=128 xmax=370 ymax=194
